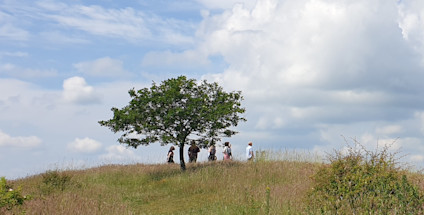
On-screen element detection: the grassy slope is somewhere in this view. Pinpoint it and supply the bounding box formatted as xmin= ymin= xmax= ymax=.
xmin=4 ymin=160 xmax=322 ymax=215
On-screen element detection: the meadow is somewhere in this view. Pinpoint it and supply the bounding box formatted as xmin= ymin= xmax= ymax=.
xmin=2 ymin=149 xmax=424 ymax=214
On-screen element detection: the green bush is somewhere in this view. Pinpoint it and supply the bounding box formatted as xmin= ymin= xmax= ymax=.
xmin=39 ymin=170 xmax=72 ymax=194
xmin=308 ymin=139 xmax=424 ymax=214
xmin=0 ymin=177 xmax=29 ymax=210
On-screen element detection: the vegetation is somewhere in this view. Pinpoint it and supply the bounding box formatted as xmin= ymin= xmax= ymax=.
xmin=0 ymin=177 xmax=30 ymax=210
xmin=39 ymin=170 xmax=74 ymax=194
xmin=2 ymin=147 xmax=424 ymax=214
xmin=99 ymin=76 xmax=246 ymax=170
xmin=2 ymin=151 xmax=320 ymax=214
xmin=308 ymin=139 xmax=424 ymax=214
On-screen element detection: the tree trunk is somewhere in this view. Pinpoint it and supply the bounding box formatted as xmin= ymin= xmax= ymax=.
xmin=179 ymin=142 xmax=186 ymax=171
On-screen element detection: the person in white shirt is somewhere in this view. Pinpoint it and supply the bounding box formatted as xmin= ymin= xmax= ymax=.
xmin=246 ymin=142 xmax=254 ymax=161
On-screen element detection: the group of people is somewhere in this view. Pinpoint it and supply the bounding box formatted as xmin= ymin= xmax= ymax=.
xmin=167 ymin=141 xmax=254 ymax=163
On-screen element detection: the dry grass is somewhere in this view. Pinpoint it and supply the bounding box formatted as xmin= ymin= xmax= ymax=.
xmin=4 ymin=150 xmax=423 ymax=214
xmin=3 ymin=157 xmax=321 ymax=214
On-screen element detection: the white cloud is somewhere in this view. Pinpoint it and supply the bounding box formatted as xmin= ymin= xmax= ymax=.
xmin=0 ymin=5 xmax=31 ymax=42
xmin=0 ymin=130 xmax=41 ymax=148
xmin=0 ymin=10 xmax=29 ymax=41
xmin=410 ymin=154 xmax=424 ymax=162
xmin=195 ymin=0 xmax=257 ymax=10
xmin=68 ymin=137 xmax=102 ymax=153
xmin=0 ymin=24 xmax=29 ymax=41
xmin=0 ymin=78 xmax=55 ymax=112
xmin=39 ymin=2 xmax=150 ymax=41
xmin=0 ymin=63 xmax=57 ymax=79
xmin=415 ymin=111 xmax=424 ymax=134
xmin=0 ymin=52 xmax=28 ymax=58
xmin=315 ymin=122 xmax=424 ymax=169
xmin=36 ymin=0 xmax=67 ymax=11
xmin=317 ymin=128 xmax=402 ymax=154
xmin=142 ymin=50 xmax=209 ymax=68
xmin=33 ymin=1 xmax=196 ymax=45
xmin=2 ymin=0 xmax=196 ymax=46
xmin=99 ymin=145 xmax=141 ymax=162
xmin=398 ymin=0 xmax=424 ymax=60
xmin=39 ymin=31 xmax=90 ymax=44
xmin=375 ymin=125 xmax=403 ymax=136
xmin=201 ymin=0 xmax=402 ymax=88
xmin=190 ymin=1 xmax=424 ymax=166
xmin=62 ymin=76 xmax=102 ymax=104
xmin=147 ymin=15 xmax=196 ymax=46
xmin=74 ymin=57 xmax=130 ymax=77
xmin=196 ymin=0 xmax=424 ymax=133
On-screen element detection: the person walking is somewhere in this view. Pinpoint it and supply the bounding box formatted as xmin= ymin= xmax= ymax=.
xmin=246 ymin=142 xmax=254 ymax=161
xmin=208 ymin=145 xmax=217 ymax=161
xmin=188 ymin=140 xmax=200 ymax=163
xmin=223 ymin=142 xmax=232 ymax=161
xmin=167 ymin=146 xmax=175 ymax=163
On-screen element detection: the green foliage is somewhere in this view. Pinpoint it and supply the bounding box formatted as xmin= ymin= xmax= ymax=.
xmin=39 ymin=170 xmax=72 ymax=194
xmin=0 ymin=177 xmax=29 ymax=210
xmin=308 ymin=139 xmax=424 ymax=214
xmin=99 ymin=75 xmax=246 ymax=170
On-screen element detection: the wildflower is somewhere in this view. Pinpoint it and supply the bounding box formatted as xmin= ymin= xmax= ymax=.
xmin=8 ymin=188 xmax=13 ymax=192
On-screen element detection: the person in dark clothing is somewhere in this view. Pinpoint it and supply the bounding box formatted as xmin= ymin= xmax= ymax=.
xmin=167 ymin=146 xmax=175 ymax=163
xmin=188 ymin=141 xmax=200 ymax=163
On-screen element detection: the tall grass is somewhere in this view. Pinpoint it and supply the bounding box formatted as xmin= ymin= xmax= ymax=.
xmin=3 ymin=149 xmax=424 ymax=214
xmin=2 ymin=150 xmax=320 ymax=214
xmin=255 ymin=148 xmax=323 ymax=163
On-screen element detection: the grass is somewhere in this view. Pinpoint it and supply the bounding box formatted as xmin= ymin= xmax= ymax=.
xmin=3 ymin=149 xmax=424 ymax=214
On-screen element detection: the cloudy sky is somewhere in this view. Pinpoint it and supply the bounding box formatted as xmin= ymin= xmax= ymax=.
xmin=2 ymin=0 xmax=424 ymax=179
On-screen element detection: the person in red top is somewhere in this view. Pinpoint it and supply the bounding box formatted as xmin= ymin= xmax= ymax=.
xmin=188 ymin=141 xmax=200 ymax=163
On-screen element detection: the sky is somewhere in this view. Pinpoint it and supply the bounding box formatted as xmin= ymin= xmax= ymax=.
xmin=2 ymin=0 xmax=424 ymax=179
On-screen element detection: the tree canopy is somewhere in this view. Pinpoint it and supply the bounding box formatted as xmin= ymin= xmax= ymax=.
xmin=99 ymin=76 xmax=246 ymax=170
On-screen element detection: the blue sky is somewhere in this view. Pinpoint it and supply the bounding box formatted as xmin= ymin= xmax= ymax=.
xmin=2 ymin=0 xmax=424 ymax=179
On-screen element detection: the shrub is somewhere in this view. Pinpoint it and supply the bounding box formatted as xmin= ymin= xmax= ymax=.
xmin=308 ymin=139 xmax=424 ymax=214
xmin=0 ymin=177 xmax=30 ymax=210
xmin=39 ymin=170 xmax=72 ymax=194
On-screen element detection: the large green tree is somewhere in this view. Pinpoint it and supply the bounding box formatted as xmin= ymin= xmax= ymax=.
xmin=99 ymin=76 xmax=246 ymax=170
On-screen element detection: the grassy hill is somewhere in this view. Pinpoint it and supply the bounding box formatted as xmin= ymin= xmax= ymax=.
xmin=2 ymin=158 xmax=322 ymax=214
xmin=3 ymin=149 xmax=424 ymax=214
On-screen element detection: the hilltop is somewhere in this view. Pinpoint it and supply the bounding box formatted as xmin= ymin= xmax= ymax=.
xmin=3 ymin=147 xmax=424 ymax=214
xmin=2 ymin=159 xmax=321 ymax=215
